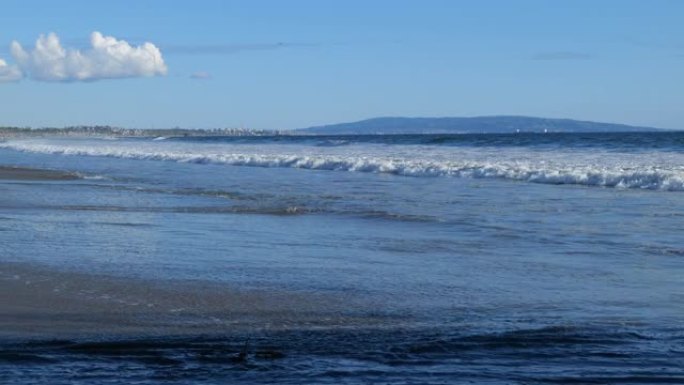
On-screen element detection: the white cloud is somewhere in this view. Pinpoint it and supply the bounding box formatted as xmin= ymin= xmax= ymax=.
xmin=0 ymin=59 xmax=22 ymax=82
xmin=8 ymin=31 xmax=167 ymax=82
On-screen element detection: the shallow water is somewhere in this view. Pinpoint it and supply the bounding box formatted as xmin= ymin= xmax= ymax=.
xmin=1 ymin=133 xmax=683 ymax=383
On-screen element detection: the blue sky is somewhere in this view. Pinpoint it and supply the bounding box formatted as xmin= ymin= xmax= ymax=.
xmin=0 ymin=0 xmax=682 ymax=130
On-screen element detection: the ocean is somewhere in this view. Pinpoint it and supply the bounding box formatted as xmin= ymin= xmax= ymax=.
xmin=0 ymin=132 xmax=683 ymax=384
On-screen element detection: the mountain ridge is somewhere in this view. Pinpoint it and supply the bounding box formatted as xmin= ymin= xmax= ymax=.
xmin=299 ymin=116 xmax=665 ymax=134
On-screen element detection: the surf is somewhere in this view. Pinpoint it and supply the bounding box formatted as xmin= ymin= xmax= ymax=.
xmin=2 ymin=135 xmax=684 ymax=191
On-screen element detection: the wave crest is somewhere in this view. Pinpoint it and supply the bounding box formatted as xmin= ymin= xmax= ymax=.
xmin=2 ymin=140 xmax=684 ymax=191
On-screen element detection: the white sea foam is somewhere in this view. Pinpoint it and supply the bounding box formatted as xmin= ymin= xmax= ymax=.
xmin=2 ymin=138 xmax=684 ymax=191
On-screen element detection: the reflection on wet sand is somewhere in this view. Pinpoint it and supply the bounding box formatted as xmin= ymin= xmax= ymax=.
xmin=0 ymin=166 xmax=79 ymax=181
xmin=0 ymin=263 xmax=387 ymax=340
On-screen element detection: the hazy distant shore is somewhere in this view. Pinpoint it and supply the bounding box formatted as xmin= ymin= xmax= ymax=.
xmin=1 ymin=116 xmax=673 ymax=139
xmin=0 ymin=126 xmax=285 ymax=139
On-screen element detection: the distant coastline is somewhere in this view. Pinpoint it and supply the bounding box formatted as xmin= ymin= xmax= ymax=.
xmin=0 ymin=125 xmax=283 ymax=139
xmin=0 ymin=116 xmax=672 ymax=139
xmin=298 ymin=116 xmax=668 ymax=135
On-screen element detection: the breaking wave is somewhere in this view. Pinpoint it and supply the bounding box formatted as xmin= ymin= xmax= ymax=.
xmin=2 ymin=139 xmax=684 ymax=191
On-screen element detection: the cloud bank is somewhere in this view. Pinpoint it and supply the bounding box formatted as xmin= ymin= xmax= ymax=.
xmin=2 ymin=31 xmax=167 ymax=82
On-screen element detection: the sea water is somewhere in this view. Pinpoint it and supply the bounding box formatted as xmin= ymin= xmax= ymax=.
xmin=0 ymin=132 xmax=683 ymax=384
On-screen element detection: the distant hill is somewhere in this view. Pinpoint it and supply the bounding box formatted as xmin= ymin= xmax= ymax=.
xmin=298 ymin=116 xmax=662 ymax=134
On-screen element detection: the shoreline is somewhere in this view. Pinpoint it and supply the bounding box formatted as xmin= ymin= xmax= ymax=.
xmin=0 ymin=166 xmax=79 ymax=181
xmin=0 ymin=164 xmax=391 ymax=341
xmin=0 ymin=262 xmax=388 ymax=341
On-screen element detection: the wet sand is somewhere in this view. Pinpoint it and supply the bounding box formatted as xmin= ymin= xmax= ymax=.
xmin=0 ymin=165 xmax=385 ymax=340
xmin=0 ymin=166 xmax=79 ymax=181
xmin=0 ymin=262 xmax=381 ymax=340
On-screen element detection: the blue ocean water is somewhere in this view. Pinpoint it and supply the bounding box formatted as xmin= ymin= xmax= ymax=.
xmin=1 ymin=132 xmax=683 ymax=384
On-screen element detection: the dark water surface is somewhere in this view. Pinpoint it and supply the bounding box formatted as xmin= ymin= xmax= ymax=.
xmin=2 ymin=326 xmax=683 ymax=385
